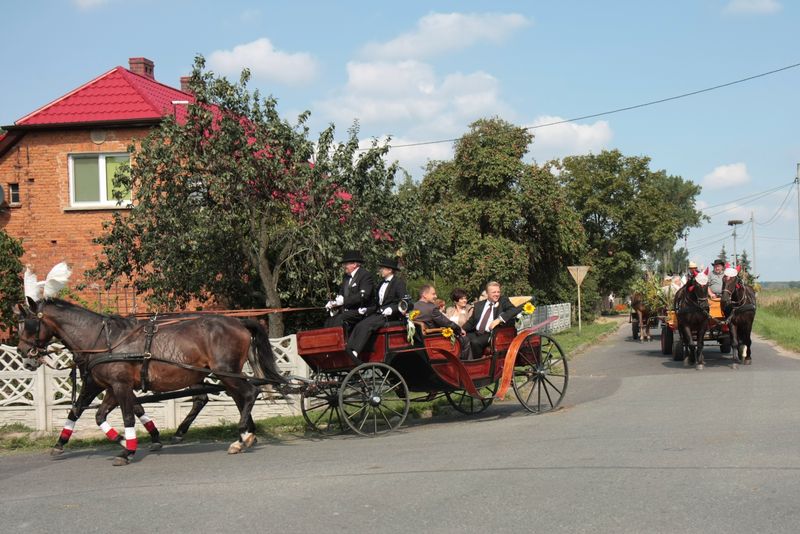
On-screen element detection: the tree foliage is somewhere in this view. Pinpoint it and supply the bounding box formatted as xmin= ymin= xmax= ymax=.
xmin=0 ymin=228 xmax=24 ymax=335
xmin=559 ymin=149 xmax=703 ymax=297
xmin=412 ymin=118 xmax=586 ymax=303
xmin=88 ymin=56 xmax=398 ymax=335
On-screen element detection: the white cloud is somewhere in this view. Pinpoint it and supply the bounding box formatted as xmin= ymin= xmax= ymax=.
xmin=208 ymin=38 xmax=318 ymax=86
xmin=318 ymin=60 xmax=509 ymax=128
xmin=527 ymin=116 xmax=613 ymax=162
xmin=702 ymin=162 xmax=751 ymax=189
xmin=73 ymin=0 xmax=110 ymax=8
xmin=723 ymin=0 xmax=782 ymax=14
xmin=362 ymin=12 xmax=530 ymax=60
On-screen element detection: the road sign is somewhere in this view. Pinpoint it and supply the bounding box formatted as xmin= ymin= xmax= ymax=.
xmin=567 ymin=266 xmax=590 ymax=333
xmin=568 ymin=266 xmax=590 ymax=286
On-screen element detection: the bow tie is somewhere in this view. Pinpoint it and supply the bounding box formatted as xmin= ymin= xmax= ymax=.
xmin=382 ymin=280 xmax=390 ymax=285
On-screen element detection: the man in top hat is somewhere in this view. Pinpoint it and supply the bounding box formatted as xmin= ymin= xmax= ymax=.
xmin=325 ymin=250 xmax=375 ymax=329
xmin=707 ymin=259 xmax=725 ymax=299
xmin=345 ymin=256 xmax=408 ymax=360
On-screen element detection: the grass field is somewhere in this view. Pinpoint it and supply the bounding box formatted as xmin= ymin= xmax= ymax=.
xmin=753 ymin=289 xmax=800 ymax=352
xmin=0 ymin=317 xmax=619 ymax=453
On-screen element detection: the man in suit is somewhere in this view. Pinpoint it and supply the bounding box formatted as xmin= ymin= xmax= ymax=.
xmin=325 ymin=250 xmax=375 ymax=330
xmin=463 ymin=281 xmax=519 ymax=359
xmin=414 ymin=285 xmax=472 ymax=360
xmin=345 ymin=257 xmax=408 ymax=360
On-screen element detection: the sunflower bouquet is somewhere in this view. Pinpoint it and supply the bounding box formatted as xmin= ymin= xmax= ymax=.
xmin=441 ymin=327 xmax=456 ymax=347
xmin=515 ymin=300 xmax=537 ymax=329
xmin=406 ymin=309 xmax=420 ymax=343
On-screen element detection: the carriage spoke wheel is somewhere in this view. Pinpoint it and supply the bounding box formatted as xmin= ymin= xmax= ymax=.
xmin=338 ymin=363 xmax=410 ymax=436
xmin=301 ymin=373 xmax=346 ymax=435
xmin=512 ymin=332 xmax=568 ymax=414
xmin=445 ymin=384 xmax=496 ymax=415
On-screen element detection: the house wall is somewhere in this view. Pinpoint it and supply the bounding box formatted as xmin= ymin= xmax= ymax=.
xmin=0 ymin=127 xmax=149 ymax=314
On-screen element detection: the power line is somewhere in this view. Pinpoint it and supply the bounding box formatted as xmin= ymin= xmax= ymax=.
xmin=703 ymin=182 xmax=795 ymax=218
xmin=755 ymin=182 xmax=796 ymax=226
xmin=381 ymin=62 xmax=800 ymax=150
xmin=700 ymin=181 xmax=794 ymax=211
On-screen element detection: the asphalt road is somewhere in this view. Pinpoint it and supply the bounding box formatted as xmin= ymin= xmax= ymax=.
xmin=3 ymin=320 xmax=800 ymax=534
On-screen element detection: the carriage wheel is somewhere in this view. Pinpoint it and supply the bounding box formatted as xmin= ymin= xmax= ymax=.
xmin=512 ymin=333 xmax=568 ymax=414
xmin=631 ymin=320 xmax=640 ymax=341
xmin=445 ymin=384 xmax=496 ymax=415
xmin=301 ymin=372 xmax=347 ymax=435
xmin=660 ymin=326 xmax=673 ymax=355
xmin=338 ymin=363 xmax=410 ymax=436
xmin=672 ymin=338 xmax=684 ymax=361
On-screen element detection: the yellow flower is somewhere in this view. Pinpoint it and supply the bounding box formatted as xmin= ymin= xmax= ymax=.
xmin=441 ymin=327 xmax=454 ymax=339
xmin=523 ymin=302 xmax=535 ymax=314
xmin=409 ymin=310 xmax=420 ymax=320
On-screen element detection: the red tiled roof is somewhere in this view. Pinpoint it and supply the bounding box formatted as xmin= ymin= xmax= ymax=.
xmin=16 ymin=67 xmax=193 ymax=126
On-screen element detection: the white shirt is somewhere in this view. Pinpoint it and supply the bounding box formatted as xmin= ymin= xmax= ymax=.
xmin=379 ymin=275 xmax=393 ymax=304
xmin=477 ymin=301 xmax=496 ymax=333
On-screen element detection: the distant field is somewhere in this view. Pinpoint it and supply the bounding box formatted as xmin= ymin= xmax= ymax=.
xmin=753 ymin=289 xmax=800 ymax=352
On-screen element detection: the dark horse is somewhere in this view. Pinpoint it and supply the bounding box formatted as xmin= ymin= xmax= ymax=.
xmin=16 ymin=298 xmax=286 ymax=465
xmin=720 ymin=274 xmax=757 ymax=368
xmin=674 ymin=275 xmax=710 ymax=370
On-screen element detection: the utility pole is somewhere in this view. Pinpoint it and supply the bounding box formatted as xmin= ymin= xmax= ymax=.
xmin=751 ymin=211 xmax=756 ymax=276
xmin=728 ymin=220 xmax=743 ymax=266
xmin=796 ymin=163 xmax=800 ymax=263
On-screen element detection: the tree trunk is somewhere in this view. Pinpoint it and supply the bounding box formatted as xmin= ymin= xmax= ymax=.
xmin=256 ymin=256 xmax=284 ymax=337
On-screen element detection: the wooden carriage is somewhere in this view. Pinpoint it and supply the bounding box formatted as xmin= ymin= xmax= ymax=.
xmin=295 ymin=318 xmax=568 ymax=436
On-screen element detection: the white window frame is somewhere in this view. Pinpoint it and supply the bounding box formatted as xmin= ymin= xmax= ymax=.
xmin=68 ymin=152 xmax=131 ymax=208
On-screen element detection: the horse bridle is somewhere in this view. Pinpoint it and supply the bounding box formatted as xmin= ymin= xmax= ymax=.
xmin=18 ymin=311 xmax=52 ymax=369
xmin=721 ymin=276 xmax=752 ymax=309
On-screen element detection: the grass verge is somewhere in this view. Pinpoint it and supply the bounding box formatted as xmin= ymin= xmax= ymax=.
xmin=753 ymin=307 xmax=800 ymax=353
xmin=1 ymin=318 xmax=618 ymax=454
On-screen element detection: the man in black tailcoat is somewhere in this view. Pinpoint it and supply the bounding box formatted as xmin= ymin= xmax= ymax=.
xmin=325 ymin=250 xmax=375 ymax=330
xmin=463 ymin=281 xmax=519 ymax=359
xmin=345 ymin=257 xmax=408 ymax=360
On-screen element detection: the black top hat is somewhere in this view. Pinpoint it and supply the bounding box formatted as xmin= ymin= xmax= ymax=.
xmin=340 ymin=250 xmax=365 ymax=264
xmin=712 ymin=259 xmax=725 ymax=266
xmin=377 ymin=256 xmax=401 ymax=271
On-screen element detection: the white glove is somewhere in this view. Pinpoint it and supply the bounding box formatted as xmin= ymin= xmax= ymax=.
xmin=382 ymin=307 xmax=393 ymax=317
xmin=358 ymin=307 xmax=367 ymax=315
xmin=334 ymin=295 xmax=344 ymax=306
xmin=325 ymin=300 xmax=335 ymax=310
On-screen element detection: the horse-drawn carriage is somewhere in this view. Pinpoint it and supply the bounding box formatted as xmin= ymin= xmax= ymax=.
xmin=661 ymin=297 xmax=731 ymax=360
xmin=15 ymin=264 xmax=568 ymax=463
xmin=296 ymin=318 xmax=569 ymax=436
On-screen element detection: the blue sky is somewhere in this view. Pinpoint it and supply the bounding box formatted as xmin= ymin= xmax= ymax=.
xmin=2 ymin=0 xmax=799 ymax=280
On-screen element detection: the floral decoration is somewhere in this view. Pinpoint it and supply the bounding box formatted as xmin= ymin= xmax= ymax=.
xmin=441 ymin=327 xmax=456 ymax=347
xmin=406 ymin=309 xmax=421 ymax=343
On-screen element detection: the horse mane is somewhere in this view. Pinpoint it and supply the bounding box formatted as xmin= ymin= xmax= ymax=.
xmin=43 ymin=298 xmax=139 ymax=329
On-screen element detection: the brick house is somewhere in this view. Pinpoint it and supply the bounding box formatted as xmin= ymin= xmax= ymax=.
xmin=0 ymin=58 xmax=192 ymax=314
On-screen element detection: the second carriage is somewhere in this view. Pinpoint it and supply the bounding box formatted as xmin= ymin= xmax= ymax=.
xmin=295 ymin=315 xmax=568 ymax=436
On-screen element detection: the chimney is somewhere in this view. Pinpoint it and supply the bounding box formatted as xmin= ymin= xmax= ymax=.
xmin=128 ymin=57 xmax=155 ymax=80
xmin=180 ymin=76 xmax=192 ymax=94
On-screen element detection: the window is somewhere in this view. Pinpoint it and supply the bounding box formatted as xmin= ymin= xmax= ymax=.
xmin=68 ymin=153 xmax=130 ymax=207
xmin=9 ymin=183 xmax=20 ymax=204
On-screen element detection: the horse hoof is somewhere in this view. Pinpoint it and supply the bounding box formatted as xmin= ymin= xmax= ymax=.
xmin=744 ymin=359 xmax=752 ymax=365
xmin=112 ymin=456 xmax=131 ymax=466
xmin=227 ymin=441 xmax=244 ymax=454
xmin=170 ymin=435 xmax=184 ymax=444
xmin=683 ymin=358 xmax=690 ymax=367
xmin=149 ymin=442 xmax=163 ymax=452
xmin=695 ymin=364 xmax=704 ymax=371
xmin=732 ymin=363 xmax=739 ymax=370
xmin=51 ymin=446 xmax=64 ymax=456
xmin=242 ymin=434 xmax=257 ymax=448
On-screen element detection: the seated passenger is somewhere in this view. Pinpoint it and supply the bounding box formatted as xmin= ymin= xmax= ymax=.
xmin=414 ymin=285 xmax=471 ymax=360
xmin=463 ymin=281 xmax=519 ymax=360
xmin=707 ymin=259 xmax=725 ymax=299
xmin=345 ymin=256 xmax=408 ymax=361
xmin=444 ymin=288 xmax=474 ymax=328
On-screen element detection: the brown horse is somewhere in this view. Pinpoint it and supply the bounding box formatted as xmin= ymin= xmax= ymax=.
xmin=720 ymin=274 xmax=757 ymax=368
xmin=674 ymin=275 xmax=710 ymax=370
xmin=16 ymin=298 xmax=286 ymax=465
xmin=630 ymin=292 xmax=654 ymax=342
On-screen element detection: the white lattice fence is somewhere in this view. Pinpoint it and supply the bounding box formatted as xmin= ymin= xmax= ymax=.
xmin=518 ymin=302 xmax=571 ymax=333
xmin=0 ymin=336 xmax=308 ymax=433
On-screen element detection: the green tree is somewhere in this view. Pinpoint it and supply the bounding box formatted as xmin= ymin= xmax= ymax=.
xmin=559 ymin=149 xmax=703 ymax=297
xmin=0 ymin=228 xmax=24 ymax=335
xmin=718 ymin=245 xmax=728 ymax=263
xmin=89 ymin=56 xmax=398 ymax=336
xmin=414 ymin=118 xmax=587 ymax=305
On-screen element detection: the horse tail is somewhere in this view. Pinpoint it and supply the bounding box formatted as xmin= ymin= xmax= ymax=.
xmin=240 ymin=319 xmax=288 ymax=385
